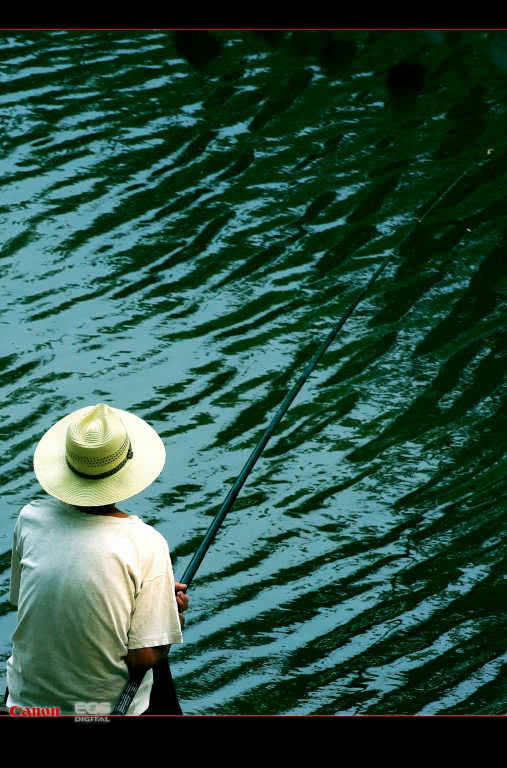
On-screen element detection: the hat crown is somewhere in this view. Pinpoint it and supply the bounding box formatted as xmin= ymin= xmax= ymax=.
xmin=65 ymin=404 xmax=131 ymax=478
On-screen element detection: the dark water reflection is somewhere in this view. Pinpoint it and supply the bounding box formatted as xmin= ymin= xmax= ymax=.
xmin=1 ymin=29 xmax=507 ymax=715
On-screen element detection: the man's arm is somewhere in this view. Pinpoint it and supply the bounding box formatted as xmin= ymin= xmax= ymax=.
xmin=126 ymin=645 xmax=170 ymax=682
xmin=125 ymin=582 xmax=188 ymax=681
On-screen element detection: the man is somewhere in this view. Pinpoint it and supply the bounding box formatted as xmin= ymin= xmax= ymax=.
xmin=4 ymin=402 xmax=188 ymax=716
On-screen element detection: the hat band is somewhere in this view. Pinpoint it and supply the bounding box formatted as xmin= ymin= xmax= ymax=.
xmin=66 ymin=444 xmax=133 ymax=480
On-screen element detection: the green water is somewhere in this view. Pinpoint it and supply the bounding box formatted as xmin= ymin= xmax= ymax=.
xmin=1 ymin=29 xmax=506 ymax=716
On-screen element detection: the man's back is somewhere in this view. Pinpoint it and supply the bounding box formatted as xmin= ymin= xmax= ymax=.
xmin=7 ymin=498 xmax=182 ymax=715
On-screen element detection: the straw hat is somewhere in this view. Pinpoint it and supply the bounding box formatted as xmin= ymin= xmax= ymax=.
xmin=33 ymin=403 xmax=166 ymax=506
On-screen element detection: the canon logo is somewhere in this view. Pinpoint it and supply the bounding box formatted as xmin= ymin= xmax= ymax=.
xmin=9 ymin=705 xmax=60 ymax=717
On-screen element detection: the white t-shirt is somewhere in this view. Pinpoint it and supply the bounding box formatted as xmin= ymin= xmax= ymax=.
xmin=6 ymin=498 xmax=183 ymax=716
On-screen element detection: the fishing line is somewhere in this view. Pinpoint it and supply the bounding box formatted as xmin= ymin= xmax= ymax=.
xmin=112 ymin=151 xmax=489 ymax=715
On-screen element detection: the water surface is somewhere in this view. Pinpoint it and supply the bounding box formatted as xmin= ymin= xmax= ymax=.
xmin=1 ymin=29 xmax=507 ymax=716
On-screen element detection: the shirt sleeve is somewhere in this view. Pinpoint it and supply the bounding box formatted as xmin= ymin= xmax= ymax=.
xmin=127 ymin=535 xmax=183 ymax=650
xmin=9 ymin=518 xmax=21 ymax=607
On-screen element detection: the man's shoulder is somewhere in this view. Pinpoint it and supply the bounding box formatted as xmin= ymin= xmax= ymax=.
xmin=129 ymin=515 xmax=168 ymax=548
xmin=19 ymin=497 xmax=66 ymax=519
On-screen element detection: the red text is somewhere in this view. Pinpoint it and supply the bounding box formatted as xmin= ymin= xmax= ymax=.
xmin=9 ymin=705 xmax=60 ymax=717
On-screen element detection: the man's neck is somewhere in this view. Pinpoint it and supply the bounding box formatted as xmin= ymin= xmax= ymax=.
xmin=75 ymin=504 xmax=129 ymax=518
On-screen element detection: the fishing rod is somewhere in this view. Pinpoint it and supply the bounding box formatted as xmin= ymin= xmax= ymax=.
xmin=112 ymin=154 xmax=484 ymax=715
xmin=181 ymin=154 xmax=482 ymax=588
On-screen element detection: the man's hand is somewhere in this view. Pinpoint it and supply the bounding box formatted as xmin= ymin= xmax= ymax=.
xmin=175 ymin=582 xmax=188 ymax=628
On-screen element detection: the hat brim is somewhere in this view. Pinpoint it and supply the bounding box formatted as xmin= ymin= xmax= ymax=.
xmin=33 ymin=405 xmax=166 ymax=507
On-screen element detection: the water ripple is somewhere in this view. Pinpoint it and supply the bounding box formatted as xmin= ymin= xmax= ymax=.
xmin=1 ymin=29 xmax=507 ymax=716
